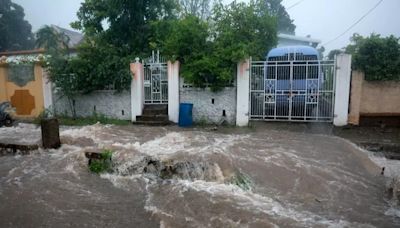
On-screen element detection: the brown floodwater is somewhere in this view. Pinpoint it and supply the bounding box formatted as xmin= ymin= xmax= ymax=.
xmin=0 ymin=123 xmax=399 ymax=227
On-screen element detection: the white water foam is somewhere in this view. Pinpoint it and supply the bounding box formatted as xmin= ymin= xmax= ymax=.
xmin=0 ymin=123 xmax=41 ymax=144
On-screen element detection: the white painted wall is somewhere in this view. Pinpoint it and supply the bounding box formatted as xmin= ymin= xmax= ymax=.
xmin=180 ymin=83 xmax=236 ymax=124
xmin=53 ymin=90 xmax=131 ymax=120
xmin=130 ymin=58 xmax=144 ymax=122
xmin=236 ymin=59 xmax=250 ymax=126
xmin=42 ymin=69 xmax=53 ymax=112
xmin=168 ymin=61 xmax=180 ymax=123
xmin=334 ymin=54 xmax=352 ymax=126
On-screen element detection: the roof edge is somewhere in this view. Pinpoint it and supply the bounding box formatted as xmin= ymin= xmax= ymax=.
xmin=0 ymin=49 xmax=46 ymax=56
xmin=278 ymin=33 xmax=321 ymax=44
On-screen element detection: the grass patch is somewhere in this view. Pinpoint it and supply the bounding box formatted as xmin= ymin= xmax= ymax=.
xmin=34 ymin=112 xmax=130 ymax=126
xmin=89 ymin=150 xmax=113 ymax=174
xmin=228 ymin=171 xmax=253 ymax=191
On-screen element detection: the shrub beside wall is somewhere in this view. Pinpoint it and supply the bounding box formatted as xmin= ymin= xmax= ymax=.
xmin=346 ymin=34 xmax=400 ymax=81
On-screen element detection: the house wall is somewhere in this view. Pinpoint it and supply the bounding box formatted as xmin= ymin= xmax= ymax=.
xmin=0 ymin=63 xmax=45 ymax=118
xmin=179 ymin=78 xmax=236 ymax=125
xmin=53 ymin=90 xmax=131 ymax=120
xmin=348 ymin=71 xmax=400 ymax=125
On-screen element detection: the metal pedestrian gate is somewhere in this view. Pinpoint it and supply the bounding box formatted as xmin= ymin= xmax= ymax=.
xmin=250 ymin=59 xmax=336 ymax=122
xmin=144 ymin=51 xmax=168 ymax=104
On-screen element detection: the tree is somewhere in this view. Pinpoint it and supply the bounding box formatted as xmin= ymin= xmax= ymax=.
xmin=212 ymin=1 xmax=277 ymax=60
xmin=260 ymin=0 xmax=296 ymax=35
xmin=346 ymin=33 xmax=400 ymax=81
xmin=158 ymin=0 xmax=277 ymax=90
xmin=49 ymin=0 xmax=180 ymax=95
xmin=0 ymin=0 xmax=34 ymax=51
xmin=36 ymin=25 xmax=78 ymax=117
xmin=179 ymin=0 xmax=213 ymax=20
xmin=71 ymin=0 xmax=178 ymax=55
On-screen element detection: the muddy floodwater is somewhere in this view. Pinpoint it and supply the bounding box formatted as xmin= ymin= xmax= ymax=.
xmin=0 ymin=123 xmax=399 ymax=227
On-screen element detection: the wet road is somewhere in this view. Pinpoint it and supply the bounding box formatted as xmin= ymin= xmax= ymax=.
xmin=0 ymin=123 xmax=399 ymax=227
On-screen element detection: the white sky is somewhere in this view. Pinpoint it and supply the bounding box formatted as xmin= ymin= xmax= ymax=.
xmin=14 ymin=0 xmax=400 ymax=52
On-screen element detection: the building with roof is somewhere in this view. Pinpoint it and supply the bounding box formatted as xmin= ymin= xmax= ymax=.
xmin=50 ymin=25 xmax=84 ymax=49
xmin=277 ymin=33 xmax=321 ymax=48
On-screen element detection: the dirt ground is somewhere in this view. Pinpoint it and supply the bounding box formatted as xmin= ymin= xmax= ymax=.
xmin=247 ymin=121 xmax=400 ymax=144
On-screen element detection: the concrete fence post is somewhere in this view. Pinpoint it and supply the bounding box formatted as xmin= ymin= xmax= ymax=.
xmin=236 ymin=59 xmax=250 ymax=127
xmin=42 ymin=69 xmax=54 ymax=113
xmin=348 ymin=71 xmax=364 ymax=125
xmin=168 ymin=61 xmax=180 ymax=123
xmin=333 ymin=54 xmax=352 ymax=126
xmin=0 ymin=65 xmax=7 ymax=102
xmin=130 ymin=58 xmax=144 ymax=122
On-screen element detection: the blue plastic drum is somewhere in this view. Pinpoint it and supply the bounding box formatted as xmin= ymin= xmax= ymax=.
xmin=179 ymin=103 xmax=193 ymax=127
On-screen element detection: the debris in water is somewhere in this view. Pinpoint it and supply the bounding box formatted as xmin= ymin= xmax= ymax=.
xmin=387 ymin=177 xmax=400 ymax=206
xmin=113 ymin=156 xmax=225 ymax=182
xmin=109 ymin=155 xmax=253 ymax=190
xmin=0 ymin=142 xmax=39 ymax=156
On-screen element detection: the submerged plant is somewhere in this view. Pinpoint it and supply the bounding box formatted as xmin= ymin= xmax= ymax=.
xmin=228 ymin=171 xmax=253 ymax=191
xmin=89 ymin=149 xmax=113 ymax=174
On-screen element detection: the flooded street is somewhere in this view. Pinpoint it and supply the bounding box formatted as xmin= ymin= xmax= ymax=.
xmin=0 ymin=123 xmax=399 ymax=227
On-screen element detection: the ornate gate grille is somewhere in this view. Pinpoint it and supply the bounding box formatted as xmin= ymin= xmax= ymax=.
xmin=250 ymin=59 xmax=336 ymax=122
xmin=144 ymin=50 xmax=168 ymax=104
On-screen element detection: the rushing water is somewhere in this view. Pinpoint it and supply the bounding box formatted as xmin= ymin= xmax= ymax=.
xmin=0 ymin=123 xmax=399 ymax=227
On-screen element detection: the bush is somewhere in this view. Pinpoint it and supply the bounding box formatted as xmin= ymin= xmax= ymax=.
xmin=156 ymin=1 xmax=277 ymax=91
xmin=346 ymin=34 xmax=400 ymax=81
xmin=89 ymin=150 xmax=113 ymax=174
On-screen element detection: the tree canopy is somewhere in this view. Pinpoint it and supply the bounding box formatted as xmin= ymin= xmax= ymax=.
xmin=346 ymin=33 xmax=400 ymax=81
xmin=261 ymin=0 xmax=295 ymax=35
xmin=70 ymin=0 xmax=178 ymax=56
xmin=179 ymin=0 xmax=213 ymax=20
xmin=46 ymin=0 xmax=284 ymax=94
xmin=0 ymin=0 xmax=34 ymax=52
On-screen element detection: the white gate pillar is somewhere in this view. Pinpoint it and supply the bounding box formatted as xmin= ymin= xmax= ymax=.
xmin=333 ymin=54 xmax=352 ymax=126
xmin=236 ymin=59 xmax=250 ymax=126
xmin=42 ymin=68 xmax=54 ymax=112
xmin=130 ymin=58 xmax=144 ymax=122
xmin=168 ymin=61 xmax=180 ymax=123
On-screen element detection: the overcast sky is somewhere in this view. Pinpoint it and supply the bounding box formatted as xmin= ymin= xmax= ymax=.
xmin=14 ymin=0 xmax=400 ymax=52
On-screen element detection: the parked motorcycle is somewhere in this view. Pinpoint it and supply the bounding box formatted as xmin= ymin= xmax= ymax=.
xmin=0 ymin=102 xmax=15 ymax=127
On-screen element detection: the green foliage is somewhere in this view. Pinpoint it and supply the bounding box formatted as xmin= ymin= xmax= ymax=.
xmin=212 ymin=1 xmax=277 ymax=61
xmin=45 ymin=0 xmax=179 ymax=99
xmin=346 ymin=33 xmax=400 ymax=81
xmin=157 ymin=1 xmax=277 ymax=90
xmin=71 ymin=0 xmax=178 ymax=55
xmin=0 ymin=0 xmax=34 ymax=51
xmin=260 ymin=0 xmax=296 ymax=35
xmin=89 ymin=149 xmax=113 ymax=174
xmin=228 ymin=171 xmax=252 ymax=191
xmin=178 ymin=0 xmax=213 ymax=20
xmin=46 ymin=0 xmax=283 ymax=92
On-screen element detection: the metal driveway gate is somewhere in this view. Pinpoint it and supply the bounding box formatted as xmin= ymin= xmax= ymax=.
xmin=144 ymin=50 xmax=168 ymax=104
xmin=250 ymin=59 xmax=336 ymax=122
